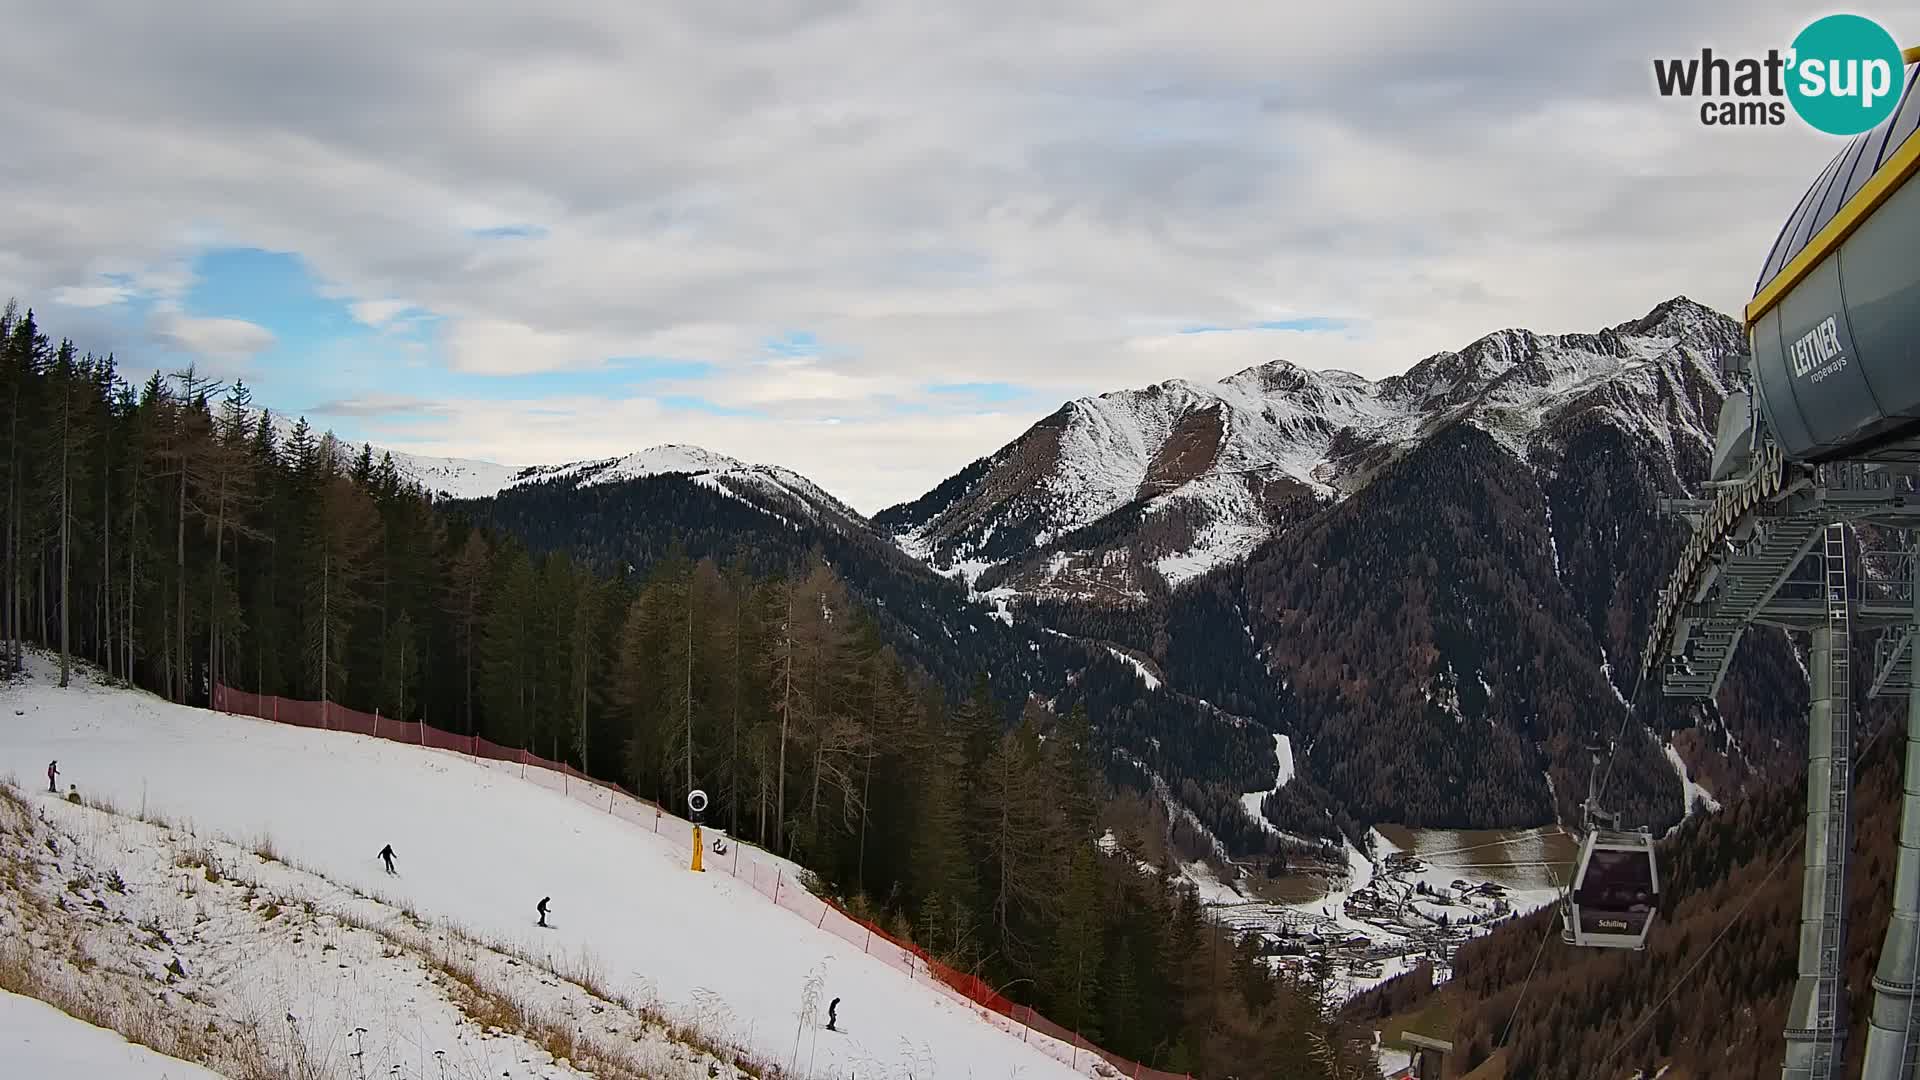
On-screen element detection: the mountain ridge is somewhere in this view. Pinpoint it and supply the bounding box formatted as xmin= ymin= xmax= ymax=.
xmin=878 ymin=295 xmax=1740 ymax=603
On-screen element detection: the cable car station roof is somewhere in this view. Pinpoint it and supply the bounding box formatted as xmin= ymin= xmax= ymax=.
xmin=1748 ymin=49 xmax=1920 ymax=328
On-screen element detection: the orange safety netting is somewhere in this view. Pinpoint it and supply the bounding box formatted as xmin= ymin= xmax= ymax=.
xmin=210 ymin=685 xmax=1190 ymax=1080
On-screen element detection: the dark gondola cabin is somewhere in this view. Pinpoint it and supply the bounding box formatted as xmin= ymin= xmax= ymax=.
xmin=1562 ymin=828 xmax=1659 ymax=950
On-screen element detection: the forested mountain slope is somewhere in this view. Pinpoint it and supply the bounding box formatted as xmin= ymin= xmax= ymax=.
xmin=450 ymin=442 xmax=1313 ymax=859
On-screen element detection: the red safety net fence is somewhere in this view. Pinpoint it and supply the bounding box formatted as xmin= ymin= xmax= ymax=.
xmin=211 ymin=685 xmax=1190 ymax=1080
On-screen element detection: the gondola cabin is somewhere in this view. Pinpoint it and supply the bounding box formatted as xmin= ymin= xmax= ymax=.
xmin=1562 ymin=828 xmax=1659 ymax=950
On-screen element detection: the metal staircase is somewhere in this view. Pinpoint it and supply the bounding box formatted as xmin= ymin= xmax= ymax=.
xmin=1662 ymin=515 xmax=1827 ymax=697
xmin=1870 ymin=626 xmax=1915 ymax=698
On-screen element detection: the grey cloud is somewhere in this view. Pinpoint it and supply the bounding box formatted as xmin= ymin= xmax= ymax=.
xmin=1 ymin=0 xmax=1899 ymax=506
xmin=147 ymin=310 xmax=275 ymax=362
xmin=309 ymin=395 xmax=451 ymax=419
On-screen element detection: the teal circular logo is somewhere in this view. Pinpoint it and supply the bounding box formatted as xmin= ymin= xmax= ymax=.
xmin=1786 ymin=15 xmax=1906 ymax=135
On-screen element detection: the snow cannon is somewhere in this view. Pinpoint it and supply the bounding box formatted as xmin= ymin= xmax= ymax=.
xmin=1741 ymin=50 xmax=1920 ymax=464
xmin=687 ymin=788 xmax=709 ymax=873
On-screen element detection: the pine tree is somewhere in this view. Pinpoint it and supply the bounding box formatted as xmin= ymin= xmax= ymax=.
xmin=1048 ymin=844 xmax=1106 ymax=1038
xmin=763 ymin=572 xmax=814 ymax=854
xmin=47 ymin=341 xmax=95 ymax=687
xmin=911 ymin=692 xmax=977 ymax=928
xmin=446 ymin=529 xmax=490 ymax=733
xmin=306 ymin=462 xmax=380 ymax=710
xmin=479 ymin=543 xmax=537 ymax=747
xmin=159 ymin=366 xmax=220 ymax=702
xmin=3 ymin=308 xmax=50 ymax=674
xmin=569 ymin=568 xmax=602 ymax=771
xmin=201 ymin=382 xmax=264 ymax=694
xmin=381 ymin=608 xmax=420 ymax=721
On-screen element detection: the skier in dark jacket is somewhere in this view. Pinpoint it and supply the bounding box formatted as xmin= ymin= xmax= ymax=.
xmin=378 ymin=844 xmax=397 ymax=875
xmin=47 ymin=760 xmax=58 ymax=794
xmin=826 ymin=997 xmax=840 ymax=1032
xmin=537 ymin=897 xmax=550 ymax=927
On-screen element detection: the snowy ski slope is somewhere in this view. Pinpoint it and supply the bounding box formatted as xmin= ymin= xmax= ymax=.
xmin=0 ymin=664 xmax=1090 ymax=1080
xmin=1 ymin=990 xmax=227 ymax=1080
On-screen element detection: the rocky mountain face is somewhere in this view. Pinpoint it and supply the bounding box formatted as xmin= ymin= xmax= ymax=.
xmin=878 ymin=297 xmax=1748 ymax=605
xmin=930 ymin=297 xmax=1805 ymax=833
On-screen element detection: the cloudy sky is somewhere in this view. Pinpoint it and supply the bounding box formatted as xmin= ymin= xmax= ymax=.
xmin=1 ymin=1 xmax=1908 ymax=511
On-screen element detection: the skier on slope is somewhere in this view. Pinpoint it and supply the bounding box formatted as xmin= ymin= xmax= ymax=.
xmin=537 ymin=897 xmax=550 ymax=927
xmin=826 ymin=997 xmax=840 ymax=1032
xmin=378 ymin=844 xmax=397 ymax=875
xmin=46 ymin=760 xmax=58 ymax=794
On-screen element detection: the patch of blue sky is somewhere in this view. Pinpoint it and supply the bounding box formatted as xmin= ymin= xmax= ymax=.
xmin=657 ymin=394 xmax=761 ymax=417
xmin=926 ymin=381 xmax=1032 ymax=405
xmin=763 ymin=330 xmax=822 ymax=358
xmin=1177 ymin=315 xmax=1353 ymax=335
xmin=469 ymin=224 xmax=547 ymax=240
xmin=77 ymin=247 xmax=728 ymax=435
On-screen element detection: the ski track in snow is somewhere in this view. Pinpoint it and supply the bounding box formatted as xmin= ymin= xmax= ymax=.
xmin=1665 ymin=741 xmax=1722 ymax=819
xmin=1104 ymin=647 xmax=1161 ymax=691
xmin=1 ymin=657 xmax=1095 ymax=1080
xmin=1239 ymin=734 xmax=1294 ymax=835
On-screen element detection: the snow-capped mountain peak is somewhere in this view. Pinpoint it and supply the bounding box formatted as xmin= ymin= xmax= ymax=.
xmin=877 ymin=296 xmax=1743 ymax=602
xmin=260 ymin=416 xmax=858 ymax=526
xmin=503 ymin=444 xmax=750 ymax=488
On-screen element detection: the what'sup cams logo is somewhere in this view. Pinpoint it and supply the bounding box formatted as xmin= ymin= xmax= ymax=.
xmin=1653 ymin=14 xmax=1907 ymax=134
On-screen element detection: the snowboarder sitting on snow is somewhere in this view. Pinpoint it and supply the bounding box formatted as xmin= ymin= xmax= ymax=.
xmin=826 ymin=997 xmax=840 ymax=1032
xmin=47 ymin=760 xmax=58 ymax=794
xmin=537 ymin=897 xmax=551 ymax=927
xmin=378 ymin=844 xmax=397 ymax=875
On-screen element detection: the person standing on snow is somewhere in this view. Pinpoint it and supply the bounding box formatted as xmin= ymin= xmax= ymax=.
xmin=378 ymin=844 xmax=397 ymax=875
xmin=826 ymin=997 xmax=840 ymax=1032
xmin=537 ymin=897 xmax=550 ymax=927
xmin=46 ymin=760 xmax=57 ymax=794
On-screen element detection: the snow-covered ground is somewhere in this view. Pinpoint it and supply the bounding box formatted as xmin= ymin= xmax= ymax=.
xmin=0 ymin=773 xmax=744 ymax=1080
xmin=1239 ymin=733 xmax=1294 ymax=834
xmin=0 ymin=656 xmax=1092 ymax=1080
xmin=1 ymin=990 xmax=226 ymax=1080
xmin=1665 ymin=741 xmax=1722 ymax=820
xmin=1152 ymin=523 xmax=1274 ymax=587
xmin=1104 ymin=647 xmax=1161 ymax=691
